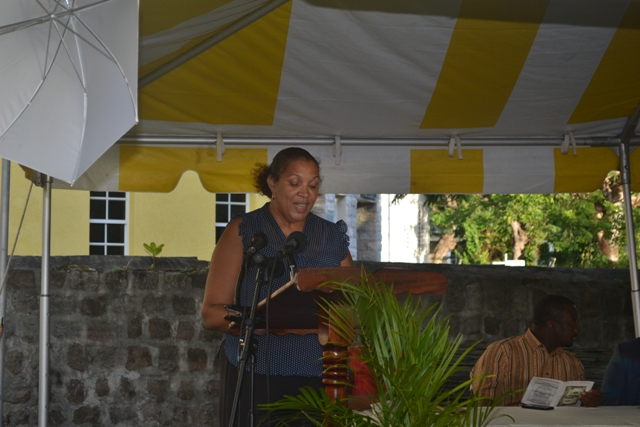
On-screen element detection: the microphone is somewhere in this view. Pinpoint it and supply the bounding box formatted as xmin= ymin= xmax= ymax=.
xmin=252 ymin=253 xmax=285 ymax=279
xmin=244 ymin=232 xmax=268 ymax=257
xmin=277 ymin=231 xmax=307 ymax=257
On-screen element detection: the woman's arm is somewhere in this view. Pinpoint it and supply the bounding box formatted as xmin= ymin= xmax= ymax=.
xmin=201 ymin=217 xmax=245 ymax=332
xmin=341 ymin=250 xmax=354 ymax=267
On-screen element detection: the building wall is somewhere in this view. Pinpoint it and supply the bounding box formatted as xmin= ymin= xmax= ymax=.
xmin=380 ymin=194 xmax=429 ymax=263
xmin=0 ymin=163 xmax=268 ymax=261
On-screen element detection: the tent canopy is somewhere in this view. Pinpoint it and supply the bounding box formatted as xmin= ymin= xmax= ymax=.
xmin=64 ymin=0 xmax=640 ymax=194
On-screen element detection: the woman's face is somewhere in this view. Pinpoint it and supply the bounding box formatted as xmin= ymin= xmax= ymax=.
xmin=268 ymin=159 xmax=320 ymax=226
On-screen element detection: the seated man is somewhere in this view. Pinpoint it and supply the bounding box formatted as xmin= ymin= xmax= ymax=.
xmin=601 ymin=337 xmax=640 ymax=406
xmin=470 ymin=294 xmax=601 ymax=407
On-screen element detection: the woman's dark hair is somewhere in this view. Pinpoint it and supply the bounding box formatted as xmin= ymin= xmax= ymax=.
xmin=252 ymin=147 xmax=320 ymax=198
xmin=532 ymin=295 xmax=575 ymax=327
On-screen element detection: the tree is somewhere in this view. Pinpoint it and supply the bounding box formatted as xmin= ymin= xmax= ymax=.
xmin=417 ymin=173 xmax=632 ymax=268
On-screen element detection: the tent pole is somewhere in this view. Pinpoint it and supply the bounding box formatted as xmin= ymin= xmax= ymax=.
xmin=139 ymin=0 xmax=290 ymax=88
xmin=619 ymin=102 xmax=640 ymax=338
xmin=38 ymin=175 xmax=52 ymax=427
xmin=620 ymin=141 xmax=640 ymax=337
xmin=0 ymin=160 xmax=10 ymax=422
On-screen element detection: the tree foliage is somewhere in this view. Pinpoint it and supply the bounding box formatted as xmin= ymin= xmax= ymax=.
xmin=424 ymin=173 xmax=632 ymax=267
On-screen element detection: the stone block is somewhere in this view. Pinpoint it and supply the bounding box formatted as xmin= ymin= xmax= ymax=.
xmin=87 ymin=345 xmax=117 ymax=369
xmin=50 ymin=270 xmax=67 ymax=288
xmin=128 ymin=317 xmax=142 ymax=338
xmin=50 ymin=295 xmax=79 ymax=315
xmin=197 ymin=406 xmax=215 ymax=425
xmin=126 ymin=346 xmax=152 ymax=370
xmin=49 ymin=409 xmax=66 ymax=426
xmin=443 ymin=282 xmax=466 ymax=313
xmin=4 ymin=386 xmax=31 ymax=404
xmin=176 ymin=321 xmax=195 ymax=340
xmin=80 ymin=296 xmax=107 ymax=317
xmin=159 ymin=346 xmax=179 ymax=372
xmin=581 ymin=291 xmax=600 ymax=318
xmin=187 ymin=348 xmax=207 ymax=372
xmin=67 ymin=270 xmax=100 ymax=291
xmin=6 ymin=350 xmax=23 ymax=375
xmin=109 ymin=406 xmax=137 ymax=424
xmin=120 ymin=377 xmax=136 ymax=398
xmin=95 ymin=377 xmax=110 ymax=397
xmin=206 ymin=379 xmax=220 ymax=398
xmin=143 ymin=294 xmax=166 ymax=312
xmin=72 ymin=406 xmax=101 ymax=425
xmin=110 ymin=295 xmax=140 ymax=314
xmin=7 ymin=270 xmax=37 ymax=289
xmin=177 ymin=381 xmax=195 ymax=400
xmin=190 ymin=272 xmax=208 ymax=289
xmin=147 ymin=379 xmax=170 ymax=401
xmin=149 ymin=317 xmax=172 ymax=339
xmin=134 ymin=271 xmax=159 ymax=290
xmin=66 ymin=379 xmax=86 ymax=404
xmin=67 ymin=344 xmax=90 ymax=372
xmin=104 ymin=270 xmax=129 ymax=292
xmin=164 ymin=272 xmax=189 ymax=291
xmin=87 ymin=321 xmax=113 ymax=341
xmin=461 ymin=315 xmax=482 ymax=336
xmin=173 ymin=407 xmax=190 ymax=424
xmin=10 ymin=293 xmax=39 ymax=313
xmin=483 ymin=316 xmax=501 ymax=336
xmin=199 ymin=328 xmax=219 ymax=343
xmin=173 ymin=296 xmax=196 ymax=315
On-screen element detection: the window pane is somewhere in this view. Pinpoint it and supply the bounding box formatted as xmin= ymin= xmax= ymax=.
xmin=230 ymin=194 xmax=246 ymax=203
xmin=216 ymin=193 xmax=228 ymax=202
xmin=89 ymin=245 xmax=104 ymax=255
xmin=90 ymin=224 xmax=104 ymax=243
xmin=106 ymin=246 xmax=124 ymax=255
xmin=230 ymin=204 xmax=245 ymax=218
xmin=216 ymin=226 xmax=225 ymax=242
xmin=108 ymin=200 xmax=126 ymax=220
xmin=90 ymin=200 xmax=106 ymax=219
xmin=107 ymin=224 xmax=125 ymax=243
xmin=216 ymin=204 xmax=229 ymax=223
xmin=111 ymin=191 xmax=126 ymax=198
xmin=91 ymin=191 xmax=106 ymax=198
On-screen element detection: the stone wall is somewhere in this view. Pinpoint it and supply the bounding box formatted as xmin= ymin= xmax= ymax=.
xmin=1 ymin=257 xmax=637 ymax=426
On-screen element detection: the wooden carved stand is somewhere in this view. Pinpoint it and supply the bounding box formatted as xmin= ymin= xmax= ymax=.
xmin=255 ymin=267 xmax=448 ymax=404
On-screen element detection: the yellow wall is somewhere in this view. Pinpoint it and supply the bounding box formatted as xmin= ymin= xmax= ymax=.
xmin=128 ymin=171 xmax=269 ymax=260
xmin=0 ymin=163 xmax=90 ymax=256
xmin=0 ymin=162 xmax=269 ymax=260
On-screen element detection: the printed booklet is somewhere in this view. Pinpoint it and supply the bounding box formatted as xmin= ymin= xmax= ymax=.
xmin=521 ymin=376 xmax=594 ymax=407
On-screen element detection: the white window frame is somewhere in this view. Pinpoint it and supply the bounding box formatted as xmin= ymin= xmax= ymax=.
xmin=89 ymin=191 xmax=129 ymax=255
xmin=215 ymin=193 xmax=248 ymax=242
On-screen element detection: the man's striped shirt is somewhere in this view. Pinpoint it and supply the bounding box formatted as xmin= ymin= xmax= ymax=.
xmin=470 ymin=329 xmax=585 ymax=406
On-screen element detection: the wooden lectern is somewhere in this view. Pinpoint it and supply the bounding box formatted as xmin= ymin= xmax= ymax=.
xmin=254 ymin=267 xmax=448 ymax=403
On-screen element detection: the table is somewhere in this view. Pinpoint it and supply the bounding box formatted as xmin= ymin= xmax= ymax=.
xmin=487 ymin=406 xmax=640 ymax=426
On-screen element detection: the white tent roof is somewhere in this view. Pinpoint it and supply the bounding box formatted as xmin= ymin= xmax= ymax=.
xmin=64 ymin=0 xmax=640 ymax=193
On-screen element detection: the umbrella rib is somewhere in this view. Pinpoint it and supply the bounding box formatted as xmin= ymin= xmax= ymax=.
xmin=51 ymin=16 xmax=87 ymax=89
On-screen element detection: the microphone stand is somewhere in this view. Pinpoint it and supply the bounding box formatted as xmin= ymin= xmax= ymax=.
xmin=228 ymin=256 xmax=278 ymax=427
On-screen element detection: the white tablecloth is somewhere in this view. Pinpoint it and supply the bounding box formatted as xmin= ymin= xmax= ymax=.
xmin=487 ymin=406 xmax=640 ymax=426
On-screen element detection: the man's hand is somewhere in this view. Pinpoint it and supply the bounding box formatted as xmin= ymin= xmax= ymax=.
xmin=579 ymin=388 xmax=602 ymax=407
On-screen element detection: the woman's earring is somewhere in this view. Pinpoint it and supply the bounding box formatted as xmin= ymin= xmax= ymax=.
xmin=272 ymin=191 xmax=276 ymax=200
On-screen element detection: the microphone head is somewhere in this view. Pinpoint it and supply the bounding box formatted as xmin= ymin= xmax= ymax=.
xmin=245 ymin=232 xmax=268 ymax=255
xmin=286 ymin=231 xmax=307 ymax=254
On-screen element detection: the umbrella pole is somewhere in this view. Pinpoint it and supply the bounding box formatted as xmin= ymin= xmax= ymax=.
xmin=620 ymin=141 xmax=640 ymax=338
xmin=0 ymin=160 xmax=10 ymax=422
xmin=38 ymin=175 xmax=52 ymax=427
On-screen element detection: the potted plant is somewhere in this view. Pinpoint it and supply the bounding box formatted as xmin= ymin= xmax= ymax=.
xmin=263 ymin=271 xmax=508 ymax=427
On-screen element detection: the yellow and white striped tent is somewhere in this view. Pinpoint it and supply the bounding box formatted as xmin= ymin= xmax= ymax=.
xmin=65 ymin=0 xmax=640 ymax=195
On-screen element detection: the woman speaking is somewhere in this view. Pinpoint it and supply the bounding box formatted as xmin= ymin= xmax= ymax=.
xmin=201 ymin=147 xmax=353 ymax=427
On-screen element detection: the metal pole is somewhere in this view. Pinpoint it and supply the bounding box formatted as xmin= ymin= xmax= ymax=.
xmin=38 ymin=175 xmax=52 ymax=427
xmin=619 ymin=142 xmax=640 ymax=337
xmin=0 ymin=160 xmax=11 ymax=422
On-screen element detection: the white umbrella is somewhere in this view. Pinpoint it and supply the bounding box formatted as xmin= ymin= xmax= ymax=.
xmin=0 ymin=1 xmax=138 ymax=425
xmin=0 ymin=0 xmax=138 ymax=184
